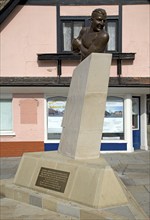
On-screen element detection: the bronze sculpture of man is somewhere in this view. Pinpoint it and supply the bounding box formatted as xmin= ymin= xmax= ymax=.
xmin=72 ymin=8 xmax=109 ymax=61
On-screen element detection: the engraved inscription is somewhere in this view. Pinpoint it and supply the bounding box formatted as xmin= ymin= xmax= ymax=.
xmin=35 ymin=167 xmax=70 ymax=193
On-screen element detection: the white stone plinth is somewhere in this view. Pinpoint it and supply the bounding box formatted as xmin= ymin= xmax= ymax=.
xmin=58 ymin=53 xmax=112 ymax=159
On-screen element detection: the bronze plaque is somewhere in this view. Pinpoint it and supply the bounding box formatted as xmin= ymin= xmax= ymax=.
xmin=35 ymin=167 xmax=70 ymax=193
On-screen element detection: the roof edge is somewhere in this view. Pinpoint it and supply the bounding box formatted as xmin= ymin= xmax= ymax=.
xmin=0 ymin=0 xmax=22 ymax=24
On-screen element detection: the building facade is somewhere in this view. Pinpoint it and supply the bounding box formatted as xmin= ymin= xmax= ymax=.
xmin=0 ymin=0 xmax=149 ymax=156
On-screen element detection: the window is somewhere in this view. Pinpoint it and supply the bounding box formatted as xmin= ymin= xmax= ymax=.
xmin=60 ymin=17 xmax=119 ymax=53
xmin=102 ymin=96 xmax=124 ymax=140
xmin=106 ymin=19 xmax=118 ymax=52
xmin=62 ymin=21 xmax=84 ymax=51
xmin=61 ymin=18 xmax=86 ymax=52
xmin=0 ymin=99 xmax=12 ymax=131
xmin=47 ymin=96 xmax=66 ymax=140
xmin=132 ymin=97 xmax=140 ymax=130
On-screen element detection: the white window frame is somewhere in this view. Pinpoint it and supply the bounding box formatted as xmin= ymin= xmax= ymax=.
xmin=0 ymin=94 xmax=15 ymax=136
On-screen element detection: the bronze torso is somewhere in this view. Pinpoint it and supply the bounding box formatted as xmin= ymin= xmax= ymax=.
xmin=72 ymin=8 xmax=109 ymax=61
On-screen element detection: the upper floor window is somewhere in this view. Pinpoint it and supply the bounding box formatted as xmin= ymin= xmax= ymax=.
xmin=60 ymin=16 xmax=118 ymax=53
xmin=106 ymin=19 xmax=118 ymax=52
xmin=62 ymin=21 xmax=84 ymax=51
xmin=0 ymin=99 xmax=12 ymax=132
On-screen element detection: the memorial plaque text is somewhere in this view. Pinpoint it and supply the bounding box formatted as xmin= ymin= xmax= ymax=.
xmin=35 ymin=167 xmax=70 ymax=193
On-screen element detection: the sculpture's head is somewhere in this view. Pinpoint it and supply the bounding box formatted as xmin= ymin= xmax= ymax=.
xmin=91 ymin=8 xmax=107 ymax=32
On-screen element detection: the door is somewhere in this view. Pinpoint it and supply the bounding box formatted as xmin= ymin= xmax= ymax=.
xmin=132 ymin=97 xmax=141 ymax=149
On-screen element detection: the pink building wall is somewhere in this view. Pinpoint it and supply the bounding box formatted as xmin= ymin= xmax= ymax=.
xmin=1 ymin=5 xmax=149 ymax=78
xmin=60 ymin=5 xmax=118 ymax=16
xmin=0 ymin=94 xmax=44 ymax=142
xmin=0 ymin=5 xmax=57 ymax=77
xmin=122 ymin=5 xmax=149 ymax=77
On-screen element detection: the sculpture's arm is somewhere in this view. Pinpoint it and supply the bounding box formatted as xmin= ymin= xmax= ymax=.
xmin=72 ymin=27 xmax=86 ymax=53
xmin=80 ymin=32 xmax=109 ymax=59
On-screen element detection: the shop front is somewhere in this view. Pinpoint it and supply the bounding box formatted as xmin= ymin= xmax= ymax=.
xmin=0 ymin=86 xmax=148 ymax=157
xmin=44 ymin=87 xmax=148 ymax=153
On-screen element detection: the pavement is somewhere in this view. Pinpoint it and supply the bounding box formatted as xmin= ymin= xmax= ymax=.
xmin=0 ymin=150 xmax=150 ymax=219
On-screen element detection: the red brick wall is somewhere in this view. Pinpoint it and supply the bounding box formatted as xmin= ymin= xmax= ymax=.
xmin=0 ymin=142 xmax=44 ymax=157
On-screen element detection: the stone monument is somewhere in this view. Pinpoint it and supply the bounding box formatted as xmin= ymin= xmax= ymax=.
xmin=58 ymin=53 xmax=111 ymax=159
xmin=0 ymin=8 xmax=148 ymax=220
xmin=58 ymin=8 xmax=110 ymax=159
xmin=14 ymin=52 xmax=128 ymax=209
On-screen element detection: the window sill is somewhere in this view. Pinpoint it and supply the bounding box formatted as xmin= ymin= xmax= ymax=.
xmin=0 ymin=131 xmax=16 ymax=136
xmin=37 ymin=52 xmax=135 ymax=61
xmin=37 ymin=52 xmax=135 ymax=76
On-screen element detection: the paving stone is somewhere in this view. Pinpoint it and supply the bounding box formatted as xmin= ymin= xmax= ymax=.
xmin=29 ymin=194 xmax=42 ymax=208
xmin=0 ymin=157 xmax=21 ymax=180
xmin=106 ymin=205 xmax=136 ymax=219
xmin=0 ymin=197 xmax=78 ymax=220
xmin=124 ymin=164 xmax=150 ymax=174
xmin=126 ymin=173 xmax=149 ymax=185
xmin=119 ymin=175 xmax=136 ymax=186
xmin=140 ymin=202 xmax=150 ymax=217
xmin=127 ymin=186 xmax=150 ymax=205
xmin=144 ymin=184 xmax=150 ymax=192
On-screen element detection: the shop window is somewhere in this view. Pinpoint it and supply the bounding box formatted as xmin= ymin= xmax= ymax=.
xmin=60 ymin=17 xmax=119 ymax=53
xmin=0 ymin=99 xmax=12 ymax=131
xmin=132 ymin=97 xmax=139 ymax=130
xmin=47 ymin=96 xmax=66 ymax=140
xmin=102 ymin=96 xmax=124 ymax=140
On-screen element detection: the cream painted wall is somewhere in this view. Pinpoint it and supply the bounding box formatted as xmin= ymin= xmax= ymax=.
xmin=0 ymin=94 xmax=44 ymax=142
xmin=0 ymin=5 xmax=57 ymax=77
xmin=122 ymin=5 xmax=150 ymax=77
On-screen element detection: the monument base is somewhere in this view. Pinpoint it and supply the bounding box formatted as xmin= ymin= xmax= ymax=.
xmin=13 ymin=151 xmax=128 ymax=209
xmin=0 ymin=151 xmax=148 ymax=219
